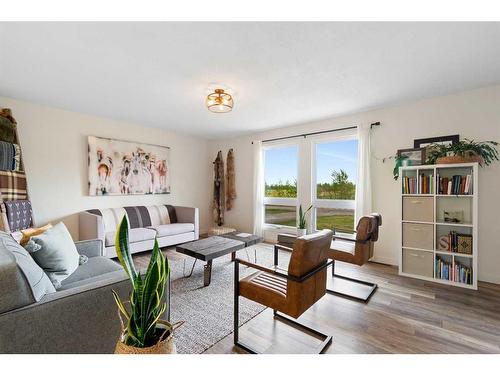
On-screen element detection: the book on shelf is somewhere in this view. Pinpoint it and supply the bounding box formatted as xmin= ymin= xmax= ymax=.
xmin=436 ymin=173 xmax=473 ymax=195
xmin=419 ymin=173 xmax=433 ymax=194
xmin=402 ymin=176 xmax=417 ymax=194
xmin=435 ymin=257 xmax=472 ymax=285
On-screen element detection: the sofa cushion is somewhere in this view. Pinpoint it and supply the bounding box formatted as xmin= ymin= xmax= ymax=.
xmin=0 ymin=231 xmax=55 ymax=311
xmin=105 ymin=227 xmax=156 ymax=247
xmin=60 ymin=257 xmax=122 ymax=287
xmin=31 ymin=222 xmax=81 ymax=288
xmin=151 ymin=223 xmax=195 ymax=238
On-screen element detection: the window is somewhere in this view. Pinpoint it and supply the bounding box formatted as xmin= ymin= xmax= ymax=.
xmin=313 ymin=138 xmax=358 ymax=232
xmin=263 ymin=144 xmax=298 ymax=227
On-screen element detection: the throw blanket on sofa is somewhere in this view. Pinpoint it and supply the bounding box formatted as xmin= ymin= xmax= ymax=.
xmin=0 ymin=171 xmax=28 ymax=201
xmin=87 ymin=205 xmax=178 ymax=233
xmin=0 ymin=141 xmax=22 ymax=171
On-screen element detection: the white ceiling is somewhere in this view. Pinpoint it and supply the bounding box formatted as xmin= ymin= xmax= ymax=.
xmin=0 ymin=22 xmax=499 ymax=139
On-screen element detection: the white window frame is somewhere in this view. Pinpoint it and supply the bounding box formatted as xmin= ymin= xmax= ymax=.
xmin=311 ymin=133 xmax=358 ymax=231
xmin=262 ymin=141 xmax=300 ymax=230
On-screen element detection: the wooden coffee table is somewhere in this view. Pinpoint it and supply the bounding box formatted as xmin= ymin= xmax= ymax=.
xmin=176 ymin=236 xmax=246 ymax=286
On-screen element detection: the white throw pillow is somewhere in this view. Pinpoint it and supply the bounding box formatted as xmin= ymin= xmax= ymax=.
xmin=31 ymin=222 xmax=80 ymax=288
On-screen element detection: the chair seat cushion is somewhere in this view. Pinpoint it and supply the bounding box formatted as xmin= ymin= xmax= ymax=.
xmin=239 ymin=270 xmax=288 ymax=312
xmin=105 ymin=227 xmax=156 ymax=247
xmin=329 ymin=239 xmax=356 ymax=263
xmin=61 ymin=257 xmax=122 ymax=287
xmin=150 ymin=223 xmax=195 ymax=237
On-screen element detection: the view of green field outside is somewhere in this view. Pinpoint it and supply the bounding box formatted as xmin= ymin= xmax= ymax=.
xmin=264 ymin=169 xmax=355 ymax=231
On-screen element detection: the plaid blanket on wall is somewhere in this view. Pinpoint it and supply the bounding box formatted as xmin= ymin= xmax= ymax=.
xmin=0 ymin=141 xmax=22 ymax=171
xmin=0 ymin=171 xmax=28 ymax=201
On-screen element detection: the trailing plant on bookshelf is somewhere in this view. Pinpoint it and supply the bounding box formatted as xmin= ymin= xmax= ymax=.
xmin=426 ymin=138 xmax=499 ymax=166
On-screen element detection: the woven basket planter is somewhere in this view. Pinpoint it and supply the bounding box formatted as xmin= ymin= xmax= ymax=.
xmin=114 ymin=320 xmax=183 ymax=354
xmin=436 ymin=155 xmax=484 ymax=166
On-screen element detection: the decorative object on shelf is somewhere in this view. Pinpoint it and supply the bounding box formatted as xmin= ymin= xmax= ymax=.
xmin=414 ymin=134 xmax=460 ymax=148
xmin=443 ymin=210 xmax=464 ymax=223
xmin=206 ymin=88 xmax=233 ymax=113
xmin=397 ymin=148 xmax=425 ymax=166
xmin=212 ymin=150 xmax=225 ymax=226
xmin=297 ymin=204 xmax=312 ymax=236
xmin=88 ymin=136 xmax=170 ymax=196
xmin=113 ymin=216 xmax=181 ymax=354
xmin=226 ymin=148 xmax=236 ymax=210
xmin=457 ymin=234 xmax=473 ymax=255
xmin=426 ymin=138 xmax=499 ymax=166
xmin=438 ymin=235 xmax=450 ymax=251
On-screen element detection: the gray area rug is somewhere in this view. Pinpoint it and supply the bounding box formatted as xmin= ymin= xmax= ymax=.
xmin=169 ymin=244 xmax=289 ymax=354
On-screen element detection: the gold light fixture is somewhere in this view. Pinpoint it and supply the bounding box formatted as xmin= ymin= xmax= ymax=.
xmin=206 ymin=88 xmax=233 ymax=113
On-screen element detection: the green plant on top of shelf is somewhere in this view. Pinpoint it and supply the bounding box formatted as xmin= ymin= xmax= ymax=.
xmin=425 ymin=139 xmax=499 ymax=166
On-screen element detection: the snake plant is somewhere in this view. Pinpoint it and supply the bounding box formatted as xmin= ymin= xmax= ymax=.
xmin=112 ymin=216 xmax=169 ymax=348
xmin=298 ymin=204 xmax=313 ymax=229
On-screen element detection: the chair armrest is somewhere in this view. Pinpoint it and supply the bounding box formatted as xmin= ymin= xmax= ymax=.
xmin=74 ymin=239 xmax=103 ymax=258
xmin=174 ymin=206 xmax=199 ymax=239
xmin=274 ymin=243 xmax=293 ymax=252
xmin=236 ymin=258 xmax=289 ymax=279
xmin=235 ymin=258 xmax=333 ymax=283
xmin=332 ymin=232 xmax=369 ymax=244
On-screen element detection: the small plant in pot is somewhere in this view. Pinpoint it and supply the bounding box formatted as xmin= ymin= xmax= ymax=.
xmin=297 ymin=205 xmax=312 ymax=237
xmin=426 ymin=139 xmax=499 ymax=166
xmin=112 ymin=216 xmax=181 ymax=354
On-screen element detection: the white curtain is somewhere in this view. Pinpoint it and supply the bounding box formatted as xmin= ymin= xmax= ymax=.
xmin=355 ymin=123 xmax=372 ymax=223
xmin=252 ymin=140 xmax=264 ymax=237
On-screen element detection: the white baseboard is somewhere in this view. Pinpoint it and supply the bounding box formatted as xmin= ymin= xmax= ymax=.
xmin=478 ymin=272 xmax=500 ymax=285
xmin=370 ymin=256 xmax=398 ymax=266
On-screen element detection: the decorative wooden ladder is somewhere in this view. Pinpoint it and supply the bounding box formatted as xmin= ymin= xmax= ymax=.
xmin=0 ymin=108 xmax=34 ymax=233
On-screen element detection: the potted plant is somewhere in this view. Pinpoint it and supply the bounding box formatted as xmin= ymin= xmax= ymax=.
xmin=426 ymin=139 xmax=499 ymax=166
xmin=112 ymin=216 xmax=181 ymax=354
xmin=297 ymin=204 xmax=312 ymax=237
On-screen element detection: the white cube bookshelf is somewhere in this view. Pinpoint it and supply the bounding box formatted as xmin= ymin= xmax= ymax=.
xmin=398 ymin=162 xmax=478 ymax=289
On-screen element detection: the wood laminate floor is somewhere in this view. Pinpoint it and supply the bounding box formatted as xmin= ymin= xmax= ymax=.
xmin=134 ymin=245 xmax=500 ymax=354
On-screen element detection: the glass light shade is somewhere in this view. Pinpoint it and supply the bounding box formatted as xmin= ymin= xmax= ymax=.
xmin=206 ymin=89 xmax=233 ymax=113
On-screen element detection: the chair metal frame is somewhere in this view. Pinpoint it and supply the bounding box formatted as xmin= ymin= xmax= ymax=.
xmin=233 ymin=257 xmax=333 ymax=354
xmin=327 ymin=230 xmax=378 ymax=303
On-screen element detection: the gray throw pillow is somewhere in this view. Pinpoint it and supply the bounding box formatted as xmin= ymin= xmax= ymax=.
xmin=0 ymin=231 xmax=55 ymax=305
xmin=31 ymin=222 xmax=80 ymax=288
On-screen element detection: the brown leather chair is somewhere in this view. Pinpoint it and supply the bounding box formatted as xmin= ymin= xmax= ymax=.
xmin=234 ymin=229 xmax=334 ymax=354
xmin=328 ymin=213 xmax=382 ymax=302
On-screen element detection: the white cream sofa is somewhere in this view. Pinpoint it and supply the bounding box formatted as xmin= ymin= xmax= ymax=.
xmin=79 ymin=205 xmax=199 ymax=258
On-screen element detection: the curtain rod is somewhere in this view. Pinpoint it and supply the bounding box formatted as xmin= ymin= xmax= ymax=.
xmin=251 ymin=122 xmax=380 ymax=144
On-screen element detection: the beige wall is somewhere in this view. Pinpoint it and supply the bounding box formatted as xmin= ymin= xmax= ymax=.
xmin=0 ymin=97 xmax=211 ymax=239
xmin=208 ymin=85 xmax=500 ymax=284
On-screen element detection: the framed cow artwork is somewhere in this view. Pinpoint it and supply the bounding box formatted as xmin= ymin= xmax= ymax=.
xmin=88 ymin=136 xmax=170 ymax=196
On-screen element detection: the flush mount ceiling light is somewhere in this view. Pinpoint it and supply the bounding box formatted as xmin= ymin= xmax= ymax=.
xmin=206 ymin=88 xmax=233 ymax=113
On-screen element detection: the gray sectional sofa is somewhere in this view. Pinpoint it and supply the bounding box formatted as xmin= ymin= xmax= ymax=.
xmin=79 ymin=204 xmax=199 ymax=258
xmin=0 ymin=232 xmax=160 ymax=353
